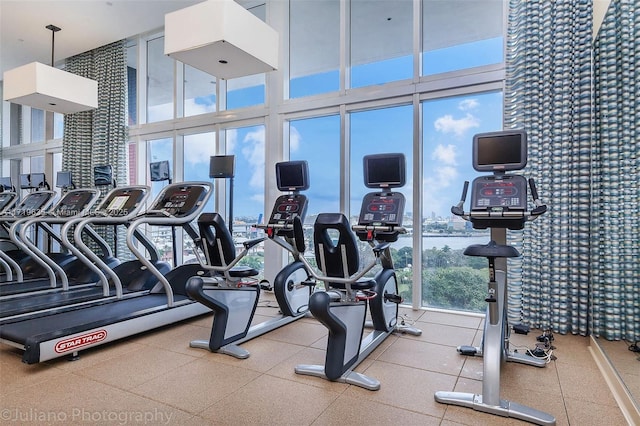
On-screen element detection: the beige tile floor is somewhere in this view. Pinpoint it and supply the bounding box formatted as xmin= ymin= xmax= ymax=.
xmin=0 ymin=296 xmax=628 ymax=425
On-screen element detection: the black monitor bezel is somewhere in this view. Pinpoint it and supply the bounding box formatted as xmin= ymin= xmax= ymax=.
xmin=94 ymin=164 xmax=114 ymax=186
xmin=472 ymin=130 xmax=528 ymax=172
xmin=56 ymin=171 xmax=73 ymax=189
xmin=276 ymin=160 xmax=309 ymax=192
xmin=150 ymin=160 xmax=171 ymax=182
xmin=209 ymin=155 xmax=235 ymax=179
xmin=29 ymin=173 xmax=46 ymax=189
xmin=363 ymin=153 xmax=406 ymax=189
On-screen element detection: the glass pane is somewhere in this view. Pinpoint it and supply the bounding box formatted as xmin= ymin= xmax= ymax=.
xmin=225 ymin=3 xmax=266 ymax=110
xmin=53 ymin=113 xmax=64 ymax=139
xmin=184 ymin=65 xmax=216 ymax=116
xmin=226 ymin=74 xmax=265 ymax=110
xmin=127 ymin=43 xmax=138 ymax=125
xmin=184 ymin=131 xmax=216 ymax=213
xmin=289 ymin=0 xmax=340 ymax=98
xmin=225 ymin=125 xmax=265 ymax=276
xmin=147 ymin=138 xmax=174 ymax=265
xmin=422 ymin=0 xmax=503 ymax=76
xmin=421 ymin=91 xmax=503 ymax=311
xmin=350 ymin=105 xmax=413 ymax=302
xmin=351 ymin=0 xmax=413 ymax=88
xmin=147 ymin=37 xmax=173 ymax=123
xmin=289 ymin=115 xmax=341 ymax=220
xmin=31 ymin=108 xmax=45 ymax=143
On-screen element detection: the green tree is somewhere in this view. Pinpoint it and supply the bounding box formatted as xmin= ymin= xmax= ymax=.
xmin=423 ymin=266 xmax=488 ymax=312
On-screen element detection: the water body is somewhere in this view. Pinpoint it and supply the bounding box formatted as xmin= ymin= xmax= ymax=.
xmin=391 ymin=235 xmax=490 ymax=251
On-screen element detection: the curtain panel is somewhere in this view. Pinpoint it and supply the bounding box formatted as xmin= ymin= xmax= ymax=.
xmin=592 ymin=0 xmax=640 ymax=341
xmin=63 ymin=39 xmax=127 ymax=255
xmin=505 ymin=0 xmax=594 ymax=336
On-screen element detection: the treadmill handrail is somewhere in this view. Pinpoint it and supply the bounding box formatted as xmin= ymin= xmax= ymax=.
xmin=126 ymin=182 xmax=213 ymax=307
xmin=9 ymin=189 xmax=100 ymax=290
xmin=60 ymin=185 xmax=152 ymax=299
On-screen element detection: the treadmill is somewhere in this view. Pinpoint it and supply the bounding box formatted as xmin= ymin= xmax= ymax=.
xmin=0 ymin=181 xmax=214 ymax=364
xmin=0 ymin=185 xmax=151 ymax=321
xmin=0 ymin=188 xmax=99 ymax=297
xmin=0 ymin=190 xmax=57 ymax=285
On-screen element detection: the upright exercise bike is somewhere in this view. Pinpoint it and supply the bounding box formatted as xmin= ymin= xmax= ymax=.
xmin=186 ymin=160 xmax=314 ymax=359
xmin=292 ymin=153 xmax=421 ymax=391
xmin=434 ymin=130 xmax=555 ymax=425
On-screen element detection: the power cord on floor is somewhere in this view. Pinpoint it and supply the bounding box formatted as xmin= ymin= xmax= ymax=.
xmin=627 ymin=341 xmax=640 ymax=353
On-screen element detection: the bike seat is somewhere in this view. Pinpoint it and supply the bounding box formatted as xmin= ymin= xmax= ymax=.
xmin=464 ymin=240 xmax=520 ymax=258
xmin=327 ymin=278 xmax=376 ymax=291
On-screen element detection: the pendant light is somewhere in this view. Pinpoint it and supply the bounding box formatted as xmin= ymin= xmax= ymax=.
xmin=2 ymin=25 xmax=98 ymax=114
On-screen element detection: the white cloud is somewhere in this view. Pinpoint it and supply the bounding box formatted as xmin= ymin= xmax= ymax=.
xmin=241 ymin=127 xmax=265 ymax=190
xmin=184 ymin=132 xmax=216 ymax=166
xmin=434 ymin=113 xmax=480 ymax=138
xmin=289 ymin=126 xmax=301 ymax=153
xmin=432 ymin=144 xmax=457 ymax=166
xmin=458 ymin=98 xmax=479 ymax=111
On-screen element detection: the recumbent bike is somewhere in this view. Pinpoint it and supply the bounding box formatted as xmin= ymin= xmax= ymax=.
xmin=186 ymin=160 xmax=314 ymax=359
xmin=291 ymin=153 xmax=421 ymax=391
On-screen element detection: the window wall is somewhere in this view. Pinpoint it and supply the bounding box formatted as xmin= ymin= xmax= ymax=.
xmin=1 ymin=0 xmax=506 ymax=313
xmin=421 ymin=91 xmax=502 ymax=311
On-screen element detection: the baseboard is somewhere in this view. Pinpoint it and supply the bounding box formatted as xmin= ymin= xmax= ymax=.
xmin=589 ymin=336 xmax=640 ymax=426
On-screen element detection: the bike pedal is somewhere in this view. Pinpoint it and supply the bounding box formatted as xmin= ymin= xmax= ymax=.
xmin=458 ymin=345 xmax=477 ymax=356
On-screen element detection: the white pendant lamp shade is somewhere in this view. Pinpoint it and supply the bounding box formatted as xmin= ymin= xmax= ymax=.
xmin=164 ymin=0 xmax=278 ymax=80
xmin=3 ymin=62 xmax=98 ymax=114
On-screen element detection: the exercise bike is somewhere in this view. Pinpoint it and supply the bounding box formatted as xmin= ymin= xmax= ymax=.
xmin=291 ymin=153 xmax=421 ymax=391
xmin=434 ymin=130 xmax=555 ymax=425
xmin=186 ymin=160 xmax=314 ymax=359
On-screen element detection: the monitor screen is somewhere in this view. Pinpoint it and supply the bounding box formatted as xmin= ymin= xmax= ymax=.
xmin=150 ymin=161 xmax=171 ymax=182
xmin=276 ymin=161 xmax=309 ymax=191
xmin=473 ymin=130 xmax=527 ymax=172
xmin=56 ymin=171 xmax=73 ymax=188
xmin=363 ymin=153 xmax=406 ymax=189
xmin=19 ymin=174 xmax=30 ymax=189
xmin=0 ymin=177 xmax=12 ymax=191
xmin=209 ymin=155 xmax=235 ymax=178
xmin=94 ymin=165 xmax=113 ymax=186
xmin=30 ymin=173 xmax=46 ymax=189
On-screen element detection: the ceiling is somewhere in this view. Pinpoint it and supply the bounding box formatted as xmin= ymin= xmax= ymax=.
xmin=0 ymin=0 xmax=204 ymax=78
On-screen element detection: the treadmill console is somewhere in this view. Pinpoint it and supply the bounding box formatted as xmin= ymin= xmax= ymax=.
xmin=151 ymin=185 xmax=207 ymax=218
xmin=13 ymin=192 xmax=54 ymax=217
xmin=97 ymin=188 xmax=147 ymax=217
xmin=54 ymin=191 xmax=96 ymax=217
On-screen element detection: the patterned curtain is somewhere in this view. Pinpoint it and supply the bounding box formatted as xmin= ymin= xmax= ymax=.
xmin=63 ymin=40 xmax=127 ymax=254
xmin=504 ymin=1 xmax=594 ymax=335
xmin=592 ymin=0 xmax=640 ymax=341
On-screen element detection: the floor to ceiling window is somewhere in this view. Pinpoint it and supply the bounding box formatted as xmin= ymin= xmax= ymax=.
xmin=421 ymin=91 xmax=503 ymax=311
xmin=350 ymin=105 xmax=414 ymax=301
xmin=82 ymin=0 xmax=506 ymax=311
